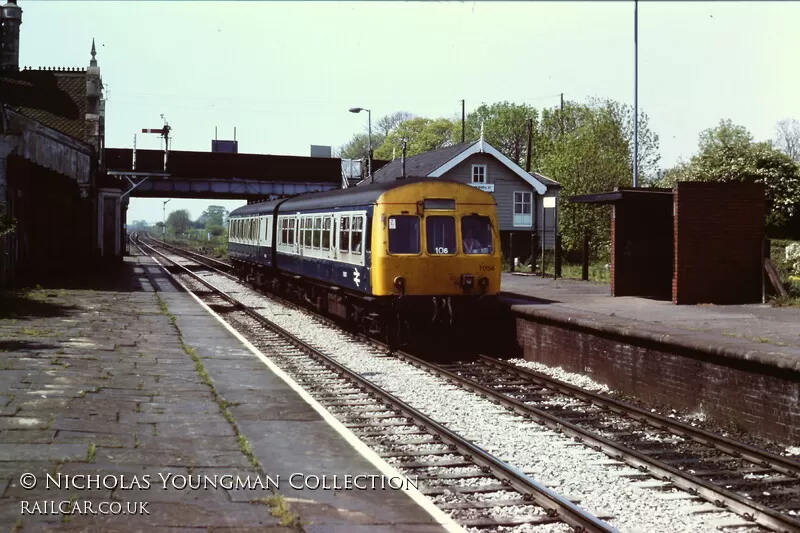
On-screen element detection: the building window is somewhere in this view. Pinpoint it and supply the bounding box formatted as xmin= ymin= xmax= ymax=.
xmin=472 ymin=164 xmax=487 ymax=184
xmin=513 ymin=191 xmax=532 ymax=227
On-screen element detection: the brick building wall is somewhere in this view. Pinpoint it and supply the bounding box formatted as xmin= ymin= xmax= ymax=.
xmin=514 ymin=311 xmax=800 ymax=444
xmin=673 ymin=182 xmax=765 ymax=304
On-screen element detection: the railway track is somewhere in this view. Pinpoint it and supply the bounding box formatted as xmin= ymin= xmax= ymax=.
xmin=142 ymin=237 xmax=800 ymax=533
xmin=135 ymin=237 xmax=620 ymax=533
xmin=387 ymin=354 xmax=800 ymax=533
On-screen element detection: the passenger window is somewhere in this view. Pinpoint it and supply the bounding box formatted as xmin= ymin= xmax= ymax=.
xmin=426 ymin=216 xmax=456 ymax=255
xmin=322 ymin=218 xmax=331 ymax=250
xmin=351 ymin=216 xmax=363 ymax=254
xmin=289 ymin=218 xmax=295 ymax=246
xmin=313 ymin=217 xmax=322 ymax=249
xmin=339 ymin=216 xmax=350 ymax=252
xmin=388 ymin=215 xmax=420 ymax=254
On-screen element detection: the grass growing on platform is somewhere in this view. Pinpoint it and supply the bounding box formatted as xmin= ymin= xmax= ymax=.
xmin=560 ymin=262 xmax=611 ymax=283
xmin=258 ymin=494 xmax=302 ymax=528
xmin=155 ymin=291 xmax=304 ymax=530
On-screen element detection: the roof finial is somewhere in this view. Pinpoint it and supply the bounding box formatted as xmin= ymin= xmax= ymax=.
xmin=479 ymin=121 xmax=485 ymax=152
xmin=90 ymin=39 xmax=97 ymax=66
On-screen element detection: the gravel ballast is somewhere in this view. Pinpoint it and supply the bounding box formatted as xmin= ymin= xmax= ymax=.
xmin=162 ymin=253 xmax=763 ymax=533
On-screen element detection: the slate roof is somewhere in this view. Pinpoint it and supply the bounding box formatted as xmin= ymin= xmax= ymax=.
xmin=0 ymin=67 xmax=87 ymax=141
xmin=529 ymin=171 xmax=561 ymax=188
xmin=359 ymin=141 xmax=477 ymax=186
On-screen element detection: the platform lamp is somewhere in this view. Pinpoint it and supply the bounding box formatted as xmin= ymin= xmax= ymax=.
xmin=162 ymin=199 xmax=172 ymax=236
xmin=349 ymin=107 xmax=372 ymax=183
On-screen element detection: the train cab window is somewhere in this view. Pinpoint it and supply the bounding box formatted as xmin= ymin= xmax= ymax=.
xmin=313 ymin=217 xmax=322 ymax=249
xmin=339 ymin=216 xmax=350 ymax=252
xmin=322 ymin=217 xmax=332 ymax=250
xmin=351 ymin=216 xmax=363 ymax=254
xmin=426 ymin=216 xmax=456 ymax=255
xmin=388 ymin=215 xmax=420 ymax=254
xmin=462 ymin=215 xmax=494 ymax=254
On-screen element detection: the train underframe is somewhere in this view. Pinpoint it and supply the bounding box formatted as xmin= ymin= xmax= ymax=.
xmin=232 ymin=259 xmax=494 ymax=353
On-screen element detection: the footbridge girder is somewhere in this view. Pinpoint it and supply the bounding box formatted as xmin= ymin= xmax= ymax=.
xmin=104 ymin=147 xmax=341 ymax=200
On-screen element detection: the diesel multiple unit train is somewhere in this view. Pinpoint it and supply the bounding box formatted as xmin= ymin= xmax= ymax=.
xmin=228 ymin=177 xmax=502 ymax=345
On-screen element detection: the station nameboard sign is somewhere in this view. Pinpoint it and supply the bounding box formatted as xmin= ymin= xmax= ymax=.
xmin=470 ymin=183 xmax=495 ymax=193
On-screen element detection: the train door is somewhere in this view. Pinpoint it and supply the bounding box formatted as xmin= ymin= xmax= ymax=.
xmin=331 ymin=216 xmax=338 ymax=260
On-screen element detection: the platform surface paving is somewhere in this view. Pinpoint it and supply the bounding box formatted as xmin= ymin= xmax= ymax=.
xmin=0 ymin=257 xmax=454 ymax=533
xmin=501 ymin=272 xmax=800 ymax=360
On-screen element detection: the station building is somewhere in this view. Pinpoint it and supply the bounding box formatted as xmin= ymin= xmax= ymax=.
xmin=0 ymin=0 xmax=120 ymax=285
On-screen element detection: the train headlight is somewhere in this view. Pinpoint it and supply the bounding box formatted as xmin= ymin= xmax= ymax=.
xmin=393 ymin=276 xmax=406 ymax=290
xmin=461 ymin=274 xmax=475 ymax=289
xmin=478 ymin=277 xmax=489 ymax=288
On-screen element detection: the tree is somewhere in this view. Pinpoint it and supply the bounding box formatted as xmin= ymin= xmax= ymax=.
xmin=592 ymin=98 xmax=661 ymax=184
xmin=376 ymin=111 xmax=415 ymax=138
xmin=336 ymin=111 xmax=415 ymax=160
xmin=202 ymin=205 xmax=228 ymax=228
xmin=374 ymin=117 xmax=458 ymax=160
xmin=129 ymin=220 xmax=150 ymax=230
xmin=536 ymin=101 xmax=634 ymax=253
xmin=337 ymin=133 xmax=372 ymax=160
xmin=660 ymin=119 xmax=800 ymax=230
xmin=775 ymin=118 xmax=800 ymax=162
xmin=166 ymin=209 xmax=192 ymax=235
xmin=462 ymin=101 xmax=539 ymax=166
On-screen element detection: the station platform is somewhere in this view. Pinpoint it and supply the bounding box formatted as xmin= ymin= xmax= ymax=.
xmin=0 ymin=256 xmax=460 ymax=533
xmin=500 ymin=272 xmax=800 ymax=362
xmin=498 ymin=272 xmax=800 ymax=444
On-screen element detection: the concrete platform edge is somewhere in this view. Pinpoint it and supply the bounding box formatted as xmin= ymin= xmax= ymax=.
xmin=147 ymin=253 xmax=468 ymax=533
xmin=507 ymin=301 xmax=800 ymax=376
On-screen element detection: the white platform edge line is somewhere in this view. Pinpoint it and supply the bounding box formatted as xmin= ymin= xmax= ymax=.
xmin=143 ymin=253 xmax=467 ymax=533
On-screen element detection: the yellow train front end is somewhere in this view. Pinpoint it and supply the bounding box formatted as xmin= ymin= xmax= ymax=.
xmin=369 ymin=180 xmax=502 ymax=349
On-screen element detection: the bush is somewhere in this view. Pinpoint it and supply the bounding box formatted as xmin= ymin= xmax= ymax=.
xmin=786 ymin=242 xmax=800 ymax=275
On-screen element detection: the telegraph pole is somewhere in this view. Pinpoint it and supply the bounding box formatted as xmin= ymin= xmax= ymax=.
xmin=634 ymin=0 xmax=639 ymax=188
xmin=461 ymin=99 xmax=465 ymax=143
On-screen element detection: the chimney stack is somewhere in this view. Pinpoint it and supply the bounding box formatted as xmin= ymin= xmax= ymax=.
xmin=0 ymin=0 xmax=23 ymax=73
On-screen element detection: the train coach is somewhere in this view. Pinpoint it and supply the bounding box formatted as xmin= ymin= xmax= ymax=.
xmin=228 ymin=177 xmax=502 ymax=345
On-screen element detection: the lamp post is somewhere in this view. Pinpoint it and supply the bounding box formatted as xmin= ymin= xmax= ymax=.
xmin=349 ymin=107 xmax=372 ymax=183
xmin=162 ymin=199 xmax=171 ymax=236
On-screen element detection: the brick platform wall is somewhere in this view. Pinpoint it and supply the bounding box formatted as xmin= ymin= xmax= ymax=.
xmin=515 ymin=313 xmax=800 ymax=444
xmin=673 ymin=182 xmax=765 ymax=304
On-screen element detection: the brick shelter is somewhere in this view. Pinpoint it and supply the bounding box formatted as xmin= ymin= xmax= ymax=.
xmin=672 ymin=181 xmax=765 ymax=305
xmin=570 ymin=181 xmax=766 ymax=305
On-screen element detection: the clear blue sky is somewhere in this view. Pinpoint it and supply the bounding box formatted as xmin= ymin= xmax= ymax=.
xmin=17 ymin=1 xmax=800 ymax=224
